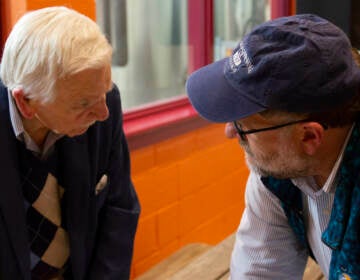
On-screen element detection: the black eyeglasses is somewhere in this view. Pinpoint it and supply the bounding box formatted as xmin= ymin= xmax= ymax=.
xmin=233 ymin=119 xmax=327 ymax=141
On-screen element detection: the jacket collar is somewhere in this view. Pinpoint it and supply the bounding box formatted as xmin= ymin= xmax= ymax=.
xmin=322 ymin=121 xmax=360 ymax=249
xmin=0 ymin=82 xmax=92 ymax=279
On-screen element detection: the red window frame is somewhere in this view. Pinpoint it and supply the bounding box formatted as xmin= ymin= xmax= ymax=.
xmin=123 ymin=0 xmax=293 ymax=149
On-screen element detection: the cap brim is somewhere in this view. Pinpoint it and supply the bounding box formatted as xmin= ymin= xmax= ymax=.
xmin=186 ymin=58 xmax=266 ymax=122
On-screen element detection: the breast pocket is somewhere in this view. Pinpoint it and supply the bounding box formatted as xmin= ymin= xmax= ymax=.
xmin=94 ymin=174 xmax=110 ymax=212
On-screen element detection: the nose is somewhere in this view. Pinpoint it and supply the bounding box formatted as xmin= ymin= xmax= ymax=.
xmin=92 ymin=98 xmax=109 ymax=121
xmin=225 ymin=122 xmax=238 ymax=139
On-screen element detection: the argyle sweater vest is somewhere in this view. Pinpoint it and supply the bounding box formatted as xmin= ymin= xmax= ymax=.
xmin=16 ymin=141 xmax=70 ymax=279
xmin=261 ymin=121 xmax=360 ymax=280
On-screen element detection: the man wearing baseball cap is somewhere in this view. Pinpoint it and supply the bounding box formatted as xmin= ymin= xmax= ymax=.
xmin=186 ymin=14 xmax=360 ymax=280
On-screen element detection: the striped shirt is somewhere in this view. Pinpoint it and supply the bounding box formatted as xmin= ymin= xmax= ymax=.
xmin=230 ymin=128 xmax=352 ymax=279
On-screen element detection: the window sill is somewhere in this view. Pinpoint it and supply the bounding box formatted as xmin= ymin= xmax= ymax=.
xmin=123 ymin=96 xmax=210 ymax=150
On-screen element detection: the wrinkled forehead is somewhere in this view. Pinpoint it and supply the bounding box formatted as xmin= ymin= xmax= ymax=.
xmin=55 ymin=67 xmax=112 ymax=99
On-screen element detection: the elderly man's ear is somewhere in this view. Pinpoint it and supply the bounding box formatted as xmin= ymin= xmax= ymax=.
xmin=299 ymin=122 xmax=325 ymax=156
xmin=12 ymin=88 xmax=36 ymax=119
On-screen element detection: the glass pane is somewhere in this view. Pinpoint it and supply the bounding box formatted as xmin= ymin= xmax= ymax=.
xmin=214 ymin=0 xmax=270 ymax=61
xmin=96 ymin=0 xmax=188 ymax=110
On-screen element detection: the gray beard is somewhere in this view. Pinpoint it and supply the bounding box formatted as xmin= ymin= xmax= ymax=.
xmin=246 ymin=157 xmax=309 ymax=179
xmin=243 ymin=146 xmax=312 ymax=180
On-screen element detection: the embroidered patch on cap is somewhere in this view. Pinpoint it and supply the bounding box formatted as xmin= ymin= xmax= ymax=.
xmin=231 ymin=42 xmax=254 ymax=74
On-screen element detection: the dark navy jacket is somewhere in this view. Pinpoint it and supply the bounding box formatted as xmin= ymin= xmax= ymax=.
xmin=262 ymin=122 xmax=360 ymax=280
xmin=0 ymin=81 xmax=140 ymax=280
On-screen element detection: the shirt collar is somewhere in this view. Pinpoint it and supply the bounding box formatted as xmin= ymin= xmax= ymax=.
xmin=292 ymin=124 xmax=354 ymax=197
xmin=322 ymin=124 xmax=354 ymax=193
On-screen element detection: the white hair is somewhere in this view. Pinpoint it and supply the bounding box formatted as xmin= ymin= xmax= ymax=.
xmin=0 ymin=6 xmax=113 ymax=103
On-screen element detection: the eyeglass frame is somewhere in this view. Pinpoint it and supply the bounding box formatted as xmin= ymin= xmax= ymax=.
xmin=233 ymin=119 xmax=328 ymax=141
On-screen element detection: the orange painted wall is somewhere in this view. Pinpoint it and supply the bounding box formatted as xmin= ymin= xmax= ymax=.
xmin=1 ymin=0 xmax=94 ymax=41
xmin=130 ymin=123 xmax=247 ymax=277
xmin=1 ymin=0 xmax=249 ymax=278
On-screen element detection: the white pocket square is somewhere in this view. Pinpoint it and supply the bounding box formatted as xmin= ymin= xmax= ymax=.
xmin=95 ymin=174 xmax=108 ymax=195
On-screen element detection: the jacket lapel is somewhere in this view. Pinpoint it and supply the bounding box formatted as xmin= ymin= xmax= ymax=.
xmin=58 ymin=134 xmax=91 ymax=280
xmin=0 ymin=88 xmax=30 ymax=280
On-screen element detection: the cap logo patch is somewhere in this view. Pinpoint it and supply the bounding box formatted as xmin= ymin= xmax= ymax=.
xmin=232 ymin=42 xmax=254 ymax=74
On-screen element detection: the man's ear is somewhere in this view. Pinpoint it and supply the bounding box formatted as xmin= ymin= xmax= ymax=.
xmin=12 ymin=88 xmax=36 ymax=119
xmin=300 ymin=122 xmax=325 ymax=155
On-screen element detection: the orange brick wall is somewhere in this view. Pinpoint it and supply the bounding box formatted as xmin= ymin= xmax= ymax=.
xmin=131 ymin=125 xmax=248 ymax=276
xmin=130 ymin=123 xmax=248 ymax=277
xmin=1 ymin=1 xmax=249 ymax=278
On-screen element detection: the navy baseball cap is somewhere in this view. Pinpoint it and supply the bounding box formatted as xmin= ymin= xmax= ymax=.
xmin=186 ymin=14 xmax=360 ymax=122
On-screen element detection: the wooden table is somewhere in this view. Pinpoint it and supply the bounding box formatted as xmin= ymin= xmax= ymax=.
xmin=135 ymin=233 xmax=325 ymax=280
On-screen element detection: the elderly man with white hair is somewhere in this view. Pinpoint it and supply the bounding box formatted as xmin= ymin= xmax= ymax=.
xmin=0 ymin=6 xmax=140 ymax=280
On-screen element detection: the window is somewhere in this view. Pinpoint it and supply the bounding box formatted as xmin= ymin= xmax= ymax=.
xmin=96 ymin=0 xmax=271 ymax=112
xmin=214 ymin=0 xmax=270 ymax=60
xmin=96 ymin=0 xmax=188 ymax=110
